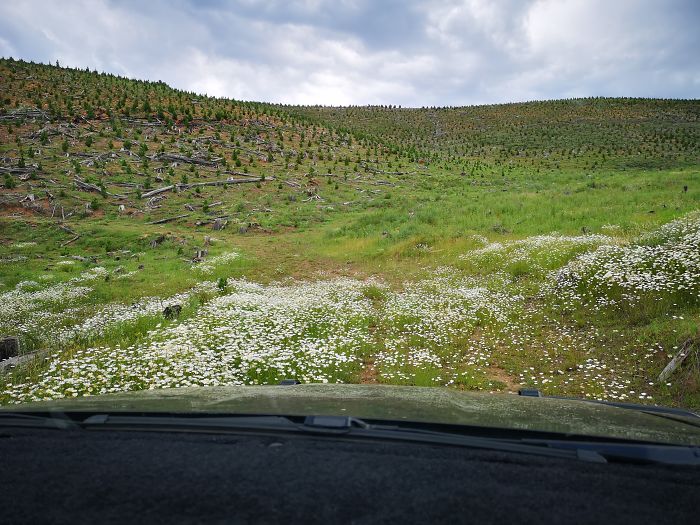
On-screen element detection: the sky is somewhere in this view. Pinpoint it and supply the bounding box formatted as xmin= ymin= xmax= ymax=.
xmin=0 ymin=0 xmax=698 ymax=107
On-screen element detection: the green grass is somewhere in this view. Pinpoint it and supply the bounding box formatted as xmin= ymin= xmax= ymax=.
xmin=1 ymin=58 xmax=699 ymax=408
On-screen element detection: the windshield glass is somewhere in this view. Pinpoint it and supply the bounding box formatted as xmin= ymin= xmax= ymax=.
xmin=0 ymin=2 xmax=698 ymax=443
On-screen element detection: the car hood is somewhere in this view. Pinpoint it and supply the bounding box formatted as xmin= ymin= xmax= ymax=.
xmin=3 ymin=384 xmax=700 ymax=445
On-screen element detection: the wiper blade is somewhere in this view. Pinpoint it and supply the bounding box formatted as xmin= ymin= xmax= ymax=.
xmin=0 ymin=410 xmax=80 ymax=430
xmin=80 ymin=413 xmax=594 ymax=462
xmin=81 ymin=413 xmax=299 ymax=432
xmin=2 ymin=411 xmax=592 ymax=462
xmin=522 ymin=439 xmax=700 ymax=466
xmin=639 ymin=410 xmax=700 ymax=430
xmin=554 ymin=397 xmax=700 ymax=419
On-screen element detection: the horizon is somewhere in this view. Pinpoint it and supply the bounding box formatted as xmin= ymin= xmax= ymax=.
xmin=3 ymin=55 xmax=698 ymax=110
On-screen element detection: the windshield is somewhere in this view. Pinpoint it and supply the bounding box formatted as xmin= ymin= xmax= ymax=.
xmin=0 ymin=2 xmax=698 ymax=443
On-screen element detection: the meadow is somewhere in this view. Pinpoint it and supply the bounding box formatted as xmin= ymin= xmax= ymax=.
xmin=1 ymin=58 xmax=699 ymax=407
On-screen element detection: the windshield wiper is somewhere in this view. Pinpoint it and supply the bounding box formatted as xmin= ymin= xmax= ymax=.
xmin=520 ymin=438 xmax=700 ymax=466
xmin=3 ymin=411 xmax=699 ymax=465
xmin=0 ymin=410 xmax=81 ymax=430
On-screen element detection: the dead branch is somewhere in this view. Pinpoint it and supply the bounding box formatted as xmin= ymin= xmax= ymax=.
xmin=60 ymin=235 xmax=80 ymax=247
xmin=57 ymin=224 xmax=77 ymax=235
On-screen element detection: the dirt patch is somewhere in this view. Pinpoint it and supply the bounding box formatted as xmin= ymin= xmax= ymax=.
xmin=0 ymin=204 xmax=44 ymax=218
xmin=487 ymin=364 xmax=521 ymax=392
xmin=360 ymin=358 xmax=379 ymax=384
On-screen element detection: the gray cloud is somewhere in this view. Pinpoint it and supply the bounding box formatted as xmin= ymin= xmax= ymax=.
xmin=0 ymin=0 xmax=698 ymax=106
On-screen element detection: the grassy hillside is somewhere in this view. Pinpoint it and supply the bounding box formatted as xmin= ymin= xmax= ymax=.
xmin=1 ymin=58 xmax=699 ymax=407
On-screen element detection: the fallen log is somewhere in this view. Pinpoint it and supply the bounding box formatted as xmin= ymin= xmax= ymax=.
xmin=146 ymin=213 xmax=191 ymax=225
xmin=74 ymin=177 xmax=126 ymax=198
xmin=183 ymin=177 xmax=271 ymax=189
xmin=152 ymin=153 xmax=219 ymax=167
xmin=0 ymin=107 xmax=49 ymax=122
xmin=658 ymin=339 xmax=696 ymax=383
xmin=0 ymin=166 xmax=37 ymax=175
xmin=142 ymin=177 xmax=270 ymax=198
xmin=359 ymin=161 xmax=413 ymax=176
xmin=141 ymin=185 xmax=175 ymax=199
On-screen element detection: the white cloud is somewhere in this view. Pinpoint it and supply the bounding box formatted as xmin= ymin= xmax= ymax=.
xmin=0 ymin=0 xmax=697 ymax=106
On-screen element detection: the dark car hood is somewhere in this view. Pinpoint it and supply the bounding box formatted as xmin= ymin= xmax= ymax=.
xmin=3 ymin=384 xmax=700 ymax=445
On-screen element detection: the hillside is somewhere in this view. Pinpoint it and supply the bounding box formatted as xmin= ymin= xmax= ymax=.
xmin=1 ymin=58 xmax=699 ymax=408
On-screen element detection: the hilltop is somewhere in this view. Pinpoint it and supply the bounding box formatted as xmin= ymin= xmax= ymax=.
xmin=1 ymin=58 xmax=699 ymax=408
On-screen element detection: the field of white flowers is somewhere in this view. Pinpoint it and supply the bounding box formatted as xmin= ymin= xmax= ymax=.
xmin=548 ymin=212 xmax=700 ymax=314
xmin=1 ymin=213 xmax=698 ymax=405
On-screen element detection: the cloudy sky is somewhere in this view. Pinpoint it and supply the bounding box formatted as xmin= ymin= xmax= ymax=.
xmin=0 ymin=0 xmax=698 ymax=106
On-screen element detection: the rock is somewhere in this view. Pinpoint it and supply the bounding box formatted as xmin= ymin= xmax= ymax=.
xmin=238 ymin=225 xmax=249 ymax=234
xmin=163 ymin=304 xmax=182 ymax=319
xmin=0 ymin=336 xmax=20 ymax=360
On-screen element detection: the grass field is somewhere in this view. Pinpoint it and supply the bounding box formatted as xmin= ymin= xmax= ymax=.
xmin=1 ymin=58 xmax=699 ymax=408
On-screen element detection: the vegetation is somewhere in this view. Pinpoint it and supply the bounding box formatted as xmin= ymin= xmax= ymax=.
xmin=1 ymin=57 xmax=698 ymax=407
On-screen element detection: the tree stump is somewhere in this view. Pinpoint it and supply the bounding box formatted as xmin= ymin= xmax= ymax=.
xmin=212 ymin=218 xmax=228 ymax=231
xmin=0 ymin=336 xmax=20 ymax=360
xmin=150 ymin=235 xmax=166 ymax=248
xmin=163 ymin=305 xmax=182 ymax=319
